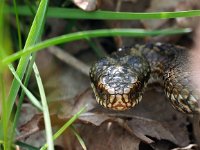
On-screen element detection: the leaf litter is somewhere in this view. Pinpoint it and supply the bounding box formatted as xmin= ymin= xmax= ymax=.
xmin=17 ymin=0 xmax=200 ymax=149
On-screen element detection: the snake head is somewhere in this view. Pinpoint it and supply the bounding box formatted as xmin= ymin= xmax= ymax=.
xmin=90 ymin=56 xmax=149 ymax=111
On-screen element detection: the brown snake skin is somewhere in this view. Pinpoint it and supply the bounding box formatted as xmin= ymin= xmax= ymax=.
xmin=89 ymin=43 xmax=200 ymax=114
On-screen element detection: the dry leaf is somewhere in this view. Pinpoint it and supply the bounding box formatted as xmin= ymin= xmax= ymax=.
xmin=127 ymin=116 xmax=178 ymax=144
xmin=73 ymin=0 xmax=101 ymax=11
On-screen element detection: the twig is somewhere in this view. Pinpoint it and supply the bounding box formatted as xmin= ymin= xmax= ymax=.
xmin=16 ymin=127 xmax=39 ymax=141
xmin=48 ymin=46 xmax=90 ymax=76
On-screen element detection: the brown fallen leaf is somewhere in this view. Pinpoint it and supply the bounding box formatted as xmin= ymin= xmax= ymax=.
xmin=78 ymin=112 xmax=180 ymax=145
xmin=54 ymin=121 xmax=141 ymax=150
xmin=17 ymin=114 xmax=42 ymax=140
xmin=127 ymin=115 xmax=178 ymax=144
xmin=20 ymin=90 xmax=187 ymax=143
xmin=17 ymin=89 xmax=96 ymax=139
xmin=19 ymin=109 xmax=179 ymax=146
xmin=18 ymin=83 xmax=192 ymax=147
xmin=73 ymin=122 xmax=141 ymax=150
xmin=71 ymin=88 xmax=97 ymax=114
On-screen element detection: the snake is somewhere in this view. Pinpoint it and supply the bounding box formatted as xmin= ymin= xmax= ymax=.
xmin=89 ymin=42 xmax=200 ymax=114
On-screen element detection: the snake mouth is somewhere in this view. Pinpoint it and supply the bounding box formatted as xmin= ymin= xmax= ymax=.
xmin=91 ymin=82 xmax=142 ymax=111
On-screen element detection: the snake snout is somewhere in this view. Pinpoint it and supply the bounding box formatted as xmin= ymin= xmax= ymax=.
xmin=94 ymin=83 xmax=142 ymax=111
xmin=91 ymin=69 xmax=143 ymax=111
xmin=107 ymin=86 xmax=142 ymax=111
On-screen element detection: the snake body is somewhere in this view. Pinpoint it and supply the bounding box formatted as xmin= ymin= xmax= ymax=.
xmin=89 ymin=43 xmax=199 ymax=113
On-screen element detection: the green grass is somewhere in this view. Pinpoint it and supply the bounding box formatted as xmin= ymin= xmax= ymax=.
xmin=2 ymin=28 xmax=192 ymax=64
xmin=9 ymin=64 xmax=43 ymax=111
xmin=32 ymin=62 xmax=54 ymax=149
xmin=40 ymin=106 xmax=86 ymax=150
xmin=6 ymin=6 xmax=200 ymax=20
xmin=0 ymin=1 xmax=200 ymax=149
xmin=1 ymin=0 xmax=51 ymax=149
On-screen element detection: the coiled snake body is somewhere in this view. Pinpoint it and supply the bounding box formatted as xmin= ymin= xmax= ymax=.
xmin=89 ymin=43 xmax=199 ymax=114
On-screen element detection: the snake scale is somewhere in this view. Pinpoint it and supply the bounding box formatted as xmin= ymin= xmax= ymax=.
xmin=89 ymin=42 xmax=200 ymax=114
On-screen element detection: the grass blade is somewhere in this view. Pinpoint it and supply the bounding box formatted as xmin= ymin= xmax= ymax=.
xmin=70 ymin=125 xmax=87 ymax=150
xmin=33 ymin=63 xmax=54 ymax=150
xmin=2 ymin=28 xmax=191 ymax=64
xmin=8 ymin=64 xmax=43 ymax=111
xmin=40 ymin=106 xmax=86 ymax=150
xmin=6 ymin=6 xmax=200 ymax=20
xmin=13 ymin=0 xmax=22 ymax=50
xmin=6 ymin=0 xmax=49 ymax=126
